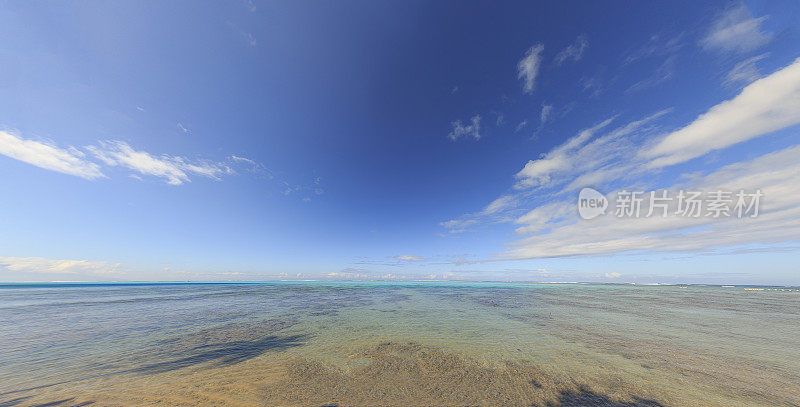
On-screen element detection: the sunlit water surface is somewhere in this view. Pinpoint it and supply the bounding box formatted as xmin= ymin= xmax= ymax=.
xmin=1 ymin=282 xmax=798 ymax=406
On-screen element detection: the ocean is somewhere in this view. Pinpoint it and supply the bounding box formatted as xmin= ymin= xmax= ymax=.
xmin=1 ymin=282 xmax=798 ymax=406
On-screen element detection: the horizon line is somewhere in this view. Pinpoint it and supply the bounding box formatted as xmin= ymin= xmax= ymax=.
xmin=1 ymin=280 xmax=798 ymax=289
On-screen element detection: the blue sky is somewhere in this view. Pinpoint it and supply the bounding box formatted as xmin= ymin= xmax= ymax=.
xmin=1 ymin=0 xmax=800 ymax=284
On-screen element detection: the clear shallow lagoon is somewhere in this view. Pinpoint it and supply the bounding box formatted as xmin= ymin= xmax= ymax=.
xmin=1 ymin=282 xmax=799 ymax=406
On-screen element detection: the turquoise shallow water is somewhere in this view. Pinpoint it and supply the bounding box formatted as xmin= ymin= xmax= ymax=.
xmin=1 ymin=282 xmax=799 ymax=406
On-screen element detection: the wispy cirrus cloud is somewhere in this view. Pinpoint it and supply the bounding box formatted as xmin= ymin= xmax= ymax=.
xmin=325 ymin=268 xmax=407 ymax=281
xmin=440 ymin=110 xmax=668 ymax=234
xmin=0 ymin=256 xmax=121 ymax=275
xmin=447 ymin=115 xmax=481 ymax=141
xmin=621 ymin=34 xmax=683 ymax=94
xmin=527 ymin=58 xmax=800 ymax=188
xmin=0 ymin=131 xmax=285 ymax=186
xmin=482 ymin=195 xmax=517 ymax=215
xmin=554 ymin=35 xmax=588 ymax=65
xmin=440 ymin=195 xmax=520 ymax=234
xmin=86 ymin=141 xmax=232 ymax=186
xmin=440 ymin=218 xmax=477 ymax=234
xmin=700 ymin=3 xmax=771 ymax=53
xmin=0 ymin=131 xmax=105 ymax=180
xmin=177 ymin=122 xmax=190 ymax=134
xmin=508 ymin=144 xmax=800 ymax=259
xmin=643 ymin=58 xmax=800 ymax=168
xmin=394 ymin=255 xmax=424 ymax=262
xmin=623 ymin=34 xmax=683 ymax=66
xmin=725 ymin=54 xmax=768 ymax=87
xmin=230 ymin=154 xmax=258 ymax=166
xmin=626 ymin=55 xmax=676 ymax=93
xmin=540 ymin=104 xmax=553 ymax=124
xmin=517 ymin=43 xmax=544 ymax=94
xmin=230 ymin=154 xmax=324 ymax=200
xmin=521 ymin=109 xmax=672 ymax=192
xmin=514 ymin=117 xmax=615 ymax=188
xmin=444 ymin=58 xmax=800 ymax=259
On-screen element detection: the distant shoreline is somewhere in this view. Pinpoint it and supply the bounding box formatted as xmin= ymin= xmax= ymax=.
xmin=1 ymin=280 xmax=798 ymax=290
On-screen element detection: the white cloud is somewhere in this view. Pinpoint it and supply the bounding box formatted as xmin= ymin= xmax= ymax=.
xmin=448 ymin=115 xmax=481 ymax=141
xmin=515 ymin=118 xmax=614 ymax=188
xmin=229 ymin=154 xmax=275 ymax=180
xmin=540 ymin=104 xmax=553 ymax=123
xmin=443 ymin=109 xmax=671 ymax=236
xmin=230 ymin=154 xmax=257 ymax=165
xmin=326 ymin=268 xmax=391 ymax=280
xmin=561 ymin=109 xmax=671 ymax=190
xmin=394 ymin=255 xmax=424 ymax=262
xmin=0 ymin=131 xmax=105 ymax=180
xmin=581 ymin=76 xmax=603 ymax=97
xmin=626 ymin=55 xmax=676 ymax=93
xmin=510 ymin=58 xmax=800 ymax=192
xmin=244 ymin=32 xmax=257 ymax=47
xmin=482 ymin=195 xmax=516 ymax=215
xmin=700 ymin=3 xmax=770 ymax=53
xmin=515 ymin=120 xmax=528 ymax=133
xmin=508 ymin=144 xmax=800 ymax=259
xmin=725 ymin=54 xmax=768 ymax=86
xmin=643 ymin=58 xmax=800 ymax=168
xmin=605 ymin=272 xmax=622 ymax=279
xmin=455 ymin=54 xmax=799 ymax=237
xmin=517 ymin=43 xmax=544 ymax=94
xmin=554 ymin=35 xmax=588 ymax=65
xmin=515 ymin=201 xmax=572 ymax=235
xmin=453 ymin=53 xmax=800 ymax=242
xmin=440 ymin=218 xmax=477 ymax=233
xmin=624 ymin=34 xmax=683 ymax=66
xmin=444 ymin=46 xmax=800 ymax=266
xmin=441 ymin=195 xmax=520 ymax=234
xmin=0 ymin=131 xmax=279 ymax=187
xmin=177 ymin=123 xmax=190 ymax=134
xmin=86 ymin=140 xmax=232 ymax=185
xmin=0 ymin=256 xmax=120 ymax=275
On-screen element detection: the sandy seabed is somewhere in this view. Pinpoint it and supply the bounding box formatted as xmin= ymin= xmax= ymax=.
xmin=3 ymin=283 xmax=799 ymax=406
xmin=5 ymin=341 xmax=675 ymax=407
